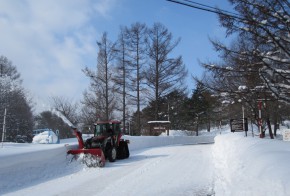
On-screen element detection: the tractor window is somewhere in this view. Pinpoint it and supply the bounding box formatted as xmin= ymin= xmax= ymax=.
xmin=94 ymin=124 xmax=107 ymax=136
xmin=94 ymin=122 xmax=121 ymax=136
xmin=113 ymin=123 xmax=120 ymax=134
xmin=108 ymin=124 xmax=113 ymax=131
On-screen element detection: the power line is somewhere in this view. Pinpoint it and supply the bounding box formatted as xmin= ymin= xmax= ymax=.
xmin=166 ymin=0 xmax=244 ymax=21
xmin=166 ymin=0 xmax=278 ymax=29
xmin=183 ymin=0 xmax=240 ymax=17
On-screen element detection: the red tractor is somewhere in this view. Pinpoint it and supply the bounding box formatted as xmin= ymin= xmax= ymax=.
xmin=67 ymin=120 xmax=130 ymax=167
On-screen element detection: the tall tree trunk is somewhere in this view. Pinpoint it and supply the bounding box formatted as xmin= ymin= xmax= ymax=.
xmin=137 ymin=58 xmax=141 ymax=135
xmin=273 ymin=115 xmax=278 ymax=137
xmin=266 ymin=118 xmax=274 ymax=139
xmin=122 ymin=54 xmax=126 ymax=132
xmin=207 ymin=114 xmax=211 ymax=132
xmin=196 ymin=117 xmax=199 ymax=136
xmin=155 ymin=60 xmax=159 ymax=121
xmin=105 ymin=58 xmax=109 ymax=121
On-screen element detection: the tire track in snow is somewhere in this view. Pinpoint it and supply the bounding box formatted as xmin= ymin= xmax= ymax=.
xmin=96 ymin=144 xmax=214 ymax=196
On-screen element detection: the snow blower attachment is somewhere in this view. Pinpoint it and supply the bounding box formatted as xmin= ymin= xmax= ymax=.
xmin=67 ymin=121 xmax=130 ymax=167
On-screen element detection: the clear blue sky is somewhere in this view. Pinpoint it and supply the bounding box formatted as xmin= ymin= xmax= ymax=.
xmin=0 ymin=0 xmax=234 ymax=113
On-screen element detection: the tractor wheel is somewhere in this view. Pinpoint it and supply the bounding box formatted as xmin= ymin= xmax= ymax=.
xmin=117 ymin=141 xmax=130 ymax=159
xmin=108 ymin=146 xmax=117 ymax=162
xmin=124 ymin=142 xmax=130 ymax=158
xmin=117 ymin=141 xmax=125 ymax=159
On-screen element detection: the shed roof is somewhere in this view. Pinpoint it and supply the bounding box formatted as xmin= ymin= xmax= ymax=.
xmin=148 ymin=121 xmax=171 ymax=124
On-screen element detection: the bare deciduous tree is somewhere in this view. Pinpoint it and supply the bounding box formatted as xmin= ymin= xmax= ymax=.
xmin=216 ymin=0 xmax=290 ymax=103
xmin=124 ymin=22 xmax=148 ymax=134
xmin=189 ymin=0 xmax=290 ymax=138
xmin=145 ymin=22 xmax=187 ymax=120
xmin=82 ymin=32 xmax=117 ymax=121
xmin=113 ymin=26 xmax=133 ymax=131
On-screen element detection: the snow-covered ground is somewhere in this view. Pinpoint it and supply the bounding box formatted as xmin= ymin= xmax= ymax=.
xmin=1 ymin=125 xmax=290 ymax=196
xmin=213 ymin=132 xmax=290 ymax=196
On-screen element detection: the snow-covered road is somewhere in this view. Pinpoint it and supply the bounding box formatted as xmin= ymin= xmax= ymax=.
xmin=2 ymin=126 xmax=290 ymax=195
xmin=4 ymin=144 xmax=214 ymax=196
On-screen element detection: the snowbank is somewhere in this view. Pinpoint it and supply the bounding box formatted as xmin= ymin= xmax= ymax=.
xmin=283 ymin=120 xmax=290 ymax=128
xmin=213 ymin=133 xmax=290 ymax=196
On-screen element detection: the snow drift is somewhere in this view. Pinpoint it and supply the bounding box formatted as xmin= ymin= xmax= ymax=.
xmin=213 ymin=133 xmax=290 ymax=196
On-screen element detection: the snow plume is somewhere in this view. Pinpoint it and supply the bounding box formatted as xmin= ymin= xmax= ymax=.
xmin=50 ymin=108 xmax=74 ymax=127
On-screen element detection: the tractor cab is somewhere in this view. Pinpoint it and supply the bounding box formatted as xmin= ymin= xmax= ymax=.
xmin=94 ymin=121 xmax=121 ymax=138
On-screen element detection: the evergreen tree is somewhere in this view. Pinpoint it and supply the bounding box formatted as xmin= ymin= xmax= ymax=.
xmin=0 ymin=55 xmax=33 ymax=142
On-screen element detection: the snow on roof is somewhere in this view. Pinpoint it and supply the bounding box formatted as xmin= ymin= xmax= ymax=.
xmin=220 ymin=92 xmax=229 ymax=97
xmin=238 ymin=85 xmax=248 ymax=91
xmin=148 ymin=121 xmax=171 ymax=124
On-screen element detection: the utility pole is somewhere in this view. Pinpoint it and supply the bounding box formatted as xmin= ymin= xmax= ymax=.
xmin=258 ymin=100 xmax=263 ymax=138
xmin=168 ymin=102 xmax=170 ymax=121
xmin=1 ymin=108 xmax=7 ymax=148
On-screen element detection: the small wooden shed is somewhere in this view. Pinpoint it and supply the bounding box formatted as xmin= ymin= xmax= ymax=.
xmin=148 ymin=121 xmax=171 ymax=136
